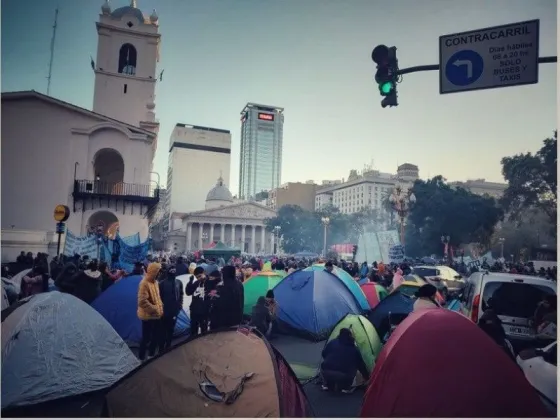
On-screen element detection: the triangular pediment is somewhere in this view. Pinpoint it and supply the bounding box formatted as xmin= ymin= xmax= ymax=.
xmin=188 ymin=202 xmax=276 ymax=220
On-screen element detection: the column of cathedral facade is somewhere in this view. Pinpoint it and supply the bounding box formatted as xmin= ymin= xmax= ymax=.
xmin=185 ymin=222 xmax=276 ymax=254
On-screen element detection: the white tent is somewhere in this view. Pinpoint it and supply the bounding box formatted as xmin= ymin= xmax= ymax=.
xmin=176 ymin=274 xmax=193 ymax=316
xmin=1 ymin=291 xmax=140 ymax=409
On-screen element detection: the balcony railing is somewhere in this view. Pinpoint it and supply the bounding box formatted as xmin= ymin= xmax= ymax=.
xmin=73 ymin=180 xmax=160 ymax=201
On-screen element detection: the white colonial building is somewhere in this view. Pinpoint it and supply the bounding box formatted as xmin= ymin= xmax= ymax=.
xmin=0 ymin=1 xmax=161 ymax=261
xmin=166 ymin=178 xmax=278 ymax=254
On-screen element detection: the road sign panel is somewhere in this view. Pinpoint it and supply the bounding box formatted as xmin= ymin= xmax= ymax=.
xmin=439 ymin=20 xmax=539 ymax=94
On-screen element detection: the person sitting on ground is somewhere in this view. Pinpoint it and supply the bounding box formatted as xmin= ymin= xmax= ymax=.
xmin=412 ymin=283 xmax=441 ymax=311
xmin=250 ymin=296 xmax=272 ymax=336
xmin=321 ymin=328 xmax=370 ymax=393
xmin=478 ymin=308 xmax=515 ymax=360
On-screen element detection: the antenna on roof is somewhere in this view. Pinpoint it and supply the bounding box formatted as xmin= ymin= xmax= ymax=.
xmin=46 ymin=7 xmax=59 ymax=96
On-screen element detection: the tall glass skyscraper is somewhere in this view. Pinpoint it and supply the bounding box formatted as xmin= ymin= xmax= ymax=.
xmin=239 ymin=103 xmax=284 ymax=199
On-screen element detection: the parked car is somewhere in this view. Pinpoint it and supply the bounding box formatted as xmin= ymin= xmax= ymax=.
xmin=411 ymin=265 xmax=465 ymax=297
xmin=458 ymin=272 xmax=557 ymax=345
xmin=517 ymin=341 xmax=557 ymax=415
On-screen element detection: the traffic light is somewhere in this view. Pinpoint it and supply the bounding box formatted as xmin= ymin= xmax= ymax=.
xmin=371 ymin=44 xmax=399 ymax=108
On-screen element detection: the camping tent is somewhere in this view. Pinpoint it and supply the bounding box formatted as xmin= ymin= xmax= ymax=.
xmin=273 ymin=270 xmax=362 ymax=340
xmin=1 ymin=292 xmax=139 ymax=411
xmin=360 ymin=283 xmax=382 ymax=309
xmin=176 ymin=274 xmax=195 ymax=315
xmin=243 ymin=271 xmax=284 ymax=315
xmin=325 ymin=314 xmax=381 ymax=384
xmin=304 ymin=264 xmax=369 ymax=311
xmin=360 ymin=309 xmax=550 ymax=417
xmin=366 ymin=291 xmax=413 ymax=340
xmin=1 ymin=283 xmax=9 ymax=310
xmin=102 ymin=327 xmax=314 ymax=417
xmin=202 ymin=241 xmax=241 ymax=260
xmin=91 ymin=275 xmax=190 ymax=346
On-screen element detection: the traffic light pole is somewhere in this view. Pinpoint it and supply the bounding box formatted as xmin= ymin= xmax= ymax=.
xmin=397 ymin=56 xmax=557 ymax=76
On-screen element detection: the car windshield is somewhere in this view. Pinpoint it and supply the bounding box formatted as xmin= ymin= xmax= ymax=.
xmin=414 ymin=267 xmax=439 ymax=277
xmin=482 ymin=281 xmax=556 ymax=318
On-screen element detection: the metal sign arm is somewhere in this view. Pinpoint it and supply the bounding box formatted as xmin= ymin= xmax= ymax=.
xmin=398 ymin=56 xmax=556 ymax=76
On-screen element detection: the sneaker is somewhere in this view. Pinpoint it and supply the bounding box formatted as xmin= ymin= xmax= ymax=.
xmin=321 ymin=385 xmax=329 ymax=391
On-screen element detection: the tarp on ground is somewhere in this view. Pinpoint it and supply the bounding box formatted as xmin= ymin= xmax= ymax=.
xmin=1 ymin=292 xmax=139 ymax=410
xmin=304 ymin=264 xmax=369 ymax=311
xmin=273 ymin=270 xmax=362 ymax=341
xmin=243 ymin=271 xmax=284 ymax=315
xmin=366 ymin=291 xmax=413 ymax=340
xmin=326 ymin=314 xmax=381 ymax=383
xmin=103 ymin=327 xmax=314 ymax=417
xmin=360 ymin=309 xmax=550 ymax=418
xmin=91 ymin=275 xmax=190 ymax=346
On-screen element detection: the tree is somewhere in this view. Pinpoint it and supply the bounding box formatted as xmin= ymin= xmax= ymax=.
xmin=404 ymin=176 xmax=503 ymax=257
xmin=501 ymin=131 xmax=557 ymax=226
xmin=491 ymin=208 xmax=556 ymax=260
xmin=264 ymin=205 xmax=318 ymax=254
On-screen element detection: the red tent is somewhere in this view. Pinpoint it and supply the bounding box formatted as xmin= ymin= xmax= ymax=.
xmin=360 ymin=283 xmax=380 ymax=309
xmin=360 ymin=309 xmax=550 ymax=418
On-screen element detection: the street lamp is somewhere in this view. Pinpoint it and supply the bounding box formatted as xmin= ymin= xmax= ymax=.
xmin=498 ymin=237 xmax=505 ymax=259
xmin=441 ymin=235 xmax=451 ymax=263
xmin=389 ymin=184 xmax=416 ymax=247
xmin=273 ymin=225 xmax=281 ymax=254
xmin=321 ymin=216 xmax=330 ymax=257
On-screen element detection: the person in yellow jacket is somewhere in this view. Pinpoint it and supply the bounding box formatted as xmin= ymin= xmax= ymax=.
xmin=137 ymin=262 xmax=164 ymax=361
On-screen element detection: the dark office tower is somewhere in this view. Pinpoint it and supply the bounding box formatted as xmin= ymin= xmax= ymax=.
xmin=239 ymin=103 xmax=284 ymax=200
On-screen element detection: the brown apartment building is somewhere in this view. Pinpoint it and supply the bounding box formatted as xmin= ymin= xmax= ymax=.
xmin=267 ymin=182 xmax=318 ymax=211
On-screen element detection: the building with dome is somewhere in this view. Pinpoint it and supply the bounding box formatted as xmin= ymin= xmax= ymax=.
xmin=165 ymin=177 xmax=277 ymax=254
xmin=1 ymin=1 xmax=162 ymax=261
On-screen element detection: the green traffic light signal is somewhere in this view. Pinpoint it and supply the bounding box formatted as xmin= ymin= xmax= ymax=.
xmin=380 ymin=81 xmax=393 ymax=94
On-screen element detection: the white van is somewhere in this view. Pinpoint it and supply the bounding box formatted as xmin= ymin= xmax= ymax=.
xmin=459 ymin=272 xmax=557 ymax=342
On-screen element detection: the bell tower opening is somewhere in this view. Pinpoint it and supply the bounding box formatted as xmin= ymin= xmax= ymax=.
xmin=118 ymin=43 xmax=137 ymax=75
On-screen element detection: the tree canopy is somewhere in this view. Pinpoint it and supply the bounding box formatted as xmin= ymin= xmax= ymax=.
xmin=501 ymin=131 xmax=557 ymax=226
xmin=264 ymin=204 xmax=387 ymax=254
xmin=404 ymin=176 xmax=503 ymax=257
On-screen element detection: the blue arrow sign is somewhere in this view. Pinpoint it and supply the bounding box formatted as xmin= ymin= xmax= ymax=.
xmin=445 ymin=50 xmax=484 ymax=86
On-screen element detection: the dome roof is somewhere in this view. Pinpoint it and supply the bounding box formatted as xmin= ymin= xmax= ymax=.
xmin=206 ymin=177 xmax=233 ymax=202
xmin=111 ymin=2 xmax=145 ymax=23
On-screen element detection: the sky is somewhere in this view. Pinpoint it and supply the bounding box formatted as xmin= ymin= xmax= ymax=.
xmin=2 ymin=0 xmax=557 ymax=193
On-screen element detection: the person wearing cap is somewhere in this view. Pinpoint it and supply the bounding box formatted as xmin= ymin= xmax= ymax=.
xmin=413 ymin=283 xmax=441 ymax=311
xmin=158 ymin=266 xmax=184 ymax=351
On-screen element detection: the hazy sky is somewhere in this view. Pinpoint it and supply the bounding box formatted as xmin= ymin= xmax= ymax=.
xmin=2 ymin=0 xmax=557 ymax=193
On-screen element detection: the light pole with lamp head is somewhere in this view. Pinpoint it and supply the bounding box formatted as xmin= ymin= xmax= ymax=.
xmin=389 ymin=184 xmax=416 ymax=248
xmin=321 ymin=216 xmax=330 ymax=257
xmin=441 ymin=235 xmax=451 ymax=263
xmin=498 ymin=237 xmax=505 ymax=259
xmin=273 ymin=225 xmax=281 ymax=254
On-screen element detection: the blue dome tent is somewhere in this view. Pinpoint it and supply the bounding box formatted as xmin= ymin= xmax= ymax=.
xmin=273 ymin=270 xmax=362 ymax=341
xmin=91 ymin=275 xmax=190 ymax=346
xmin=303 ymin=264 xmax=370 ymax=311
xmin=366 ymin=291 xmax=414 ymax=340
xmin=1 ymin=292 xmax=139 ymax=411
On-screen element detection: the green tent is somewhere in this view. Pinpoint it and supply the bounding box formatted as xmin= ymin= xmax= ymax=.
xmin=202 ymin=241 xmax=241 ymax=260
xmin=243 ymin=271 xmax=284 ymax=315
xmin=374 ymin=284 xmax=388 ymax=300
xmin=325 ymin=314 xmax=382 ymax=377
